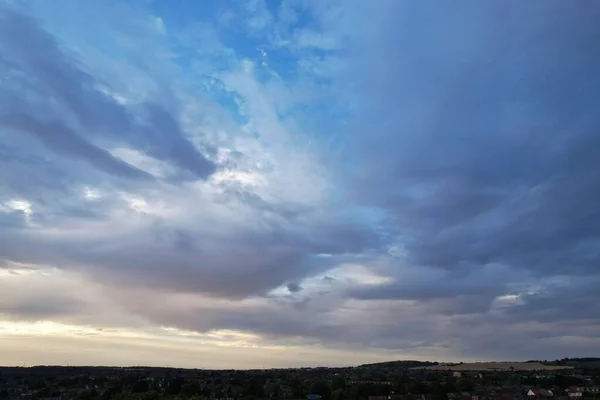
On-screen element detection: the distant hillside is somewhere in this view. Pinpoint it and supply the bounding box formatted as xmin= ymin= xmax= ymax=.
xmin=355 ymin=358 xmax=600 ymax=372
xmin=551 ymin=358 xmax=600 ymax=368
xmin=419 ymin=362 xmax=573 ymax=371
xmin=358 ymin=360 xmax=438 ymax=369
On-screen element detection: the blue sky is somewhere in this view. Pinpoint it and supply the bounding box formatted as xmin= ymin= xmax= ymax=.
xmin=1 ymin=0 xmax=600 ymax=368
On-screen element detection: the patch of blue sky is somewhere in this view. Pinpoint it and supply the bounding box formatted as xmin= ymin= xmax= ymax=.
xmin=24 ymin=1 xmax=131 ymax=63
xmin=149 ymin=0 xmax=225 ymax=30
xmin=169 ymin=41 xmax=238 ymax=73
xmin=214 ymin=38 xmax=305 ymax=88
xmin=193 ymin=75 xmax=250 ymax=126
xmin=219 ymin=30 xmax=266 ymax=58
xmin=277 ymin=96 xmax=352 ymax=154
xmin=259 ymin=49 xmax=302 ymax=81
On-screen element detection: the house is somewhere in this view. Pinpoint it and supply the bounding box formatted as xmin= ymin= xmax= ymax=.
xmin=552 ymin=389 xmax=567 ymax=397
xmin=447 ymin=392 xmax=473 ymax=400
xmin=390 ymin=395 xmax=431 ymax=400
xmin=471 ymin=389 xmax=489 ymax=400
xmin=527 ymin=388 xmax=554 ymax=399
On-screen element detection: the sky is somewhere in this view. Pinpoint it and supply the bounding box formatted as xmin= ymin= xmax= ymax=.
xmin=1 ymin=0 xmax=600 ymax=368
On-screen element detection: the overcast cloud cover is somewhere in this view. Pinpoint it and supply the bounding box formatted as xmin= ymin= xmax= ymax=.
xmin=1 ymin=0 xmax=600 ymax=368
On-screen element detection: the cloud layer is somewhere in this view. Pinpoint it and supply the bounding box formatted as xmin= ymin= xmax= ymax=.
xmin=1 ymin=0 xmax=600 ymax=367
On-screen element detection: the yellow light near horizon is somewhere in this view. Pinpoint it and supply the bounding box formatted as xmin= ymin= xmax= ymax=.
xmin=0 ymin=320 xmax=90 ymax=336
xmin=0 ymin=320 xmax=284 ymax=350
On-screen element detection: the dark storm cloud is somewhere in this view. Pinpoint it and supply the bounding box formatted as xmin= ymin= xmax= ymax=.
xmin=349 ymin=264 xmax=516 ymax=303
xmin=345 ymin=1 xmax=600 ymax=310
xmin=506 ymin=278 xmax=600 ymax=323
xmin=286 ymin=282 xmax=302 ymax=293
xmin=0 ymin=5 xmax=215 ymax=180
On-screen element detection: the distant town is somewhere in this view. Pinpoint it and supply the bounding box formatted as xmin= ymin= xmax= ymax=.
xmin=1 ymin=358 xmax=599 ymax=400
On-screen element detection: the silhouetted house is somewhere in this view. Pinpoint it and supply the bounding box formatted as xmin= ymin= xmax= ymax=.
xmin=390 ymin=395 xmax=431 ymax=400
xmin=527 ymin=388 xmax=553 ymax=400
xmin=369 ymin=396 xmax=389 ymax=400
xmin=447 ymin=393 xmax=472 ymax=400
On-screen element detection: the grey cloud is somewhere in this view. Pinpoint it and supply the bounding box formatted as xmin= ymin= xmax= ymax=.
xmin=346 ymin=1 xmax=600 ymax=297
xmin=0 ymin=273 xmax=90 ymax=321
xmin=0 ymin=295 xmax=85 ymax=321
xmin=0 ymin=210 xmax=28 ymax=228
xmin=349 ymin=264 xmax=517 ymax=304
xmin=1 ymin=113 xmax=153 ymax=181
xmin=0 ymin=141 xmax=79 ymax=199
xmin=506 ymin=278 xmax=600 ymax=323
xmin=109 ymin=285 xmax=504 ymax=356
xmin=286 ymin=282 xmax=302 ymax=292
xmin=0 ymin=5 xmax=215 ymax=180
xmin=0 ymin=205 xmax=368 ymax=299
xmin=446 ymin=313 xmax=600 ymax=361
xmin=3 ymin=3 xmax=386 ymax=304
xmin=0 ymin=137 xmax=133 ymax=225
xmin=2 ymin=263 xmax=599 ymax=361
xmin=138 ymin=103 xmax=216 ymax=178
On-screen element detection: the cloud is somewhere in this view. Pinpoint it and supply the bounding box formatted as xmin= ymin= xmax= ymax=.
xmin=0 ymin=4 xmax=215 ymax=181
xmin=0 ymin=1 xmax=375 ymax=304
xmin=349 ymin=264 xmax=518 ymax=304
xmin=286 ymin=282 xmax=302 ymax=293
xmin=1 ymin=113 xmax=153 ymax=181
xmin=342 ymin=0 xmax=600 ymax=307
xmin=1 ymin=0 xmax=600 ymax=366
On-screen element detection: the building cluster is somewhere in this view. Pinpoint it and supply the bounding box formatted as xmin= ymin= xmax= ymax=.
xmin=0 ymin=359 xmax=599 ymax=400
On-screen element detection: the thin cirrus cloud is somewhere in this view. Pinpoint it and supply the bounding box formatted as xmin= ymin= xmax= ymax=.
xmin=0 ymin=0 xmax=600 ymax=367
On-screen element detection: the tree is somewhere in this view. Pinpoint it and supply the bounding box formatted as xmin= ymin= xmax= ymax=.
xmin=132 ymin=380 xmax=149 ymax=393
xmin=34 ymin=379 xmax=47 ymax=390
xmin=457 ymin=378 xmax=474 ymax=393
xmin=202 ymin=386 xmax=213 ymax=398
xmin=36 ymin=387 xmax=52 ymax=399
xmin=393 ymin=375 xmax=409 ymax=394
xmin=431 ymin=383 xmax=447 ymax=400
xmin=292 ymin=379 xmax=305 ymax=398
xmin=408 ymin=380 xmax=426 ymax=395
xmin=245 ymin=376 xmax=266 ymax=398
xmin=167 ymin=378 xmax=184 ymax=395
xmin=310 ymin=380 xmax=331 ymax=400
xmin=331 ymin=377 xmax=347 ymax=392
xmin=332 ymin=388 xmax=346 ymax=400
xmin=102 ymin=385 xmax=122 ymax=400
xmin=74 ymin=390 xmax=93 ymax=400
xmin=182 ymin=382 xmax=201 ymax=397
